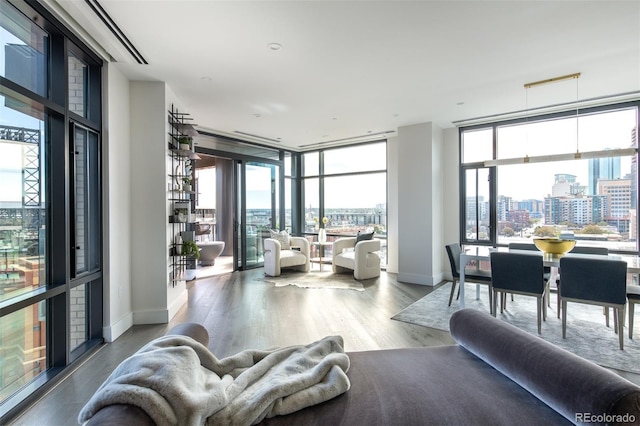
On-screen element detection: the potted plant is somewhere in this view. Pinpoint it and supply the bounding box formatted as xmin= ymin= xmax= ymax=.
xmin=174 ymin=207 xmax=188 ymax=223
xmin=182 ymin=176 xmax=192 ymax=192
xmin=178 ymin=136 xmax=191 ymax=151
xmin=175 ymin=234 xmax=183 ymax=255
xmin=182 ymin=240 xmax=200 ymax=259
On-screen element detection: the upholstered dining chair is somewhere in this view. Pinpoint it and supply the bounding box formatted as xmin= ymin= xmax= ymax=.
xmin=558 ymin=256 xmax=626 ymax=350
xmin=490 ymin=251 xmax=546 ymax=334
xmin=508 ymin=242 xmax=551 ymax=306
xmin=627 ymin=285 xmax=640 ymax=339
xmin=555 ymin=246 xmax=609 ymax=318
xmin=445 ymin=243 xmax=492 ymax=313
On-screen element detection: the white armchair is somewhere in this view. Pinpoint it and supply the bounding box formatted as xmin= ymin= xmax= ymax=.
xmin=332 ymin=237 xmax=381 ymax=280
xmin=264 ymin=236 xmax=310 ymax=277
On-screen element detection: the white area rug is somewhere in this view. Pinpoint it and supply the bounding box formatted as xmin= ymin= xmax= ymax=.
xmin=259 ymin=271 xmax=367 ymax=291
xmin=392 ymin=282 xmax=640 ymax=374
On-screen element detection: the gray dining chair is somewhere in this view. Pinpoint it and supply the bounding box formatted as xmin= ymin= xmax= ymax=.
xmin=558 ymin=256 xmax=626 ymax=350
xmin=508 ymin=242 xmax=551 ymax=305
xmin=445 ymin=243 xmax=492 ymax=313
xmin=555 ymin=246 xmax=609 ymax=318
xmin=490 ymin=251 xmax=546 ymax=334
xmin=627 ymin=285 xmax=640 ymax=339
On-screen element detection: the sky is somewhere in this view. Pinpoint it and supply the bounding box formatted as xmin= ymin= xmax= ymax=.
xmin=465 ymin=108 xmax=637 ymax=201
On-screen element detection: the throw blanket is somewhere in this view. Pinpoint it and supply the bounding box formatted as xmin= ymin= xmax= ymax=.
xmin=78 ymin=335 xmax=350 ymax=426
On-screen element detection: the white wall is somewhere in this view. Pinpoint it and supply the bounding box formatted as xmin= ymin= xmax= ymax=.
xmin=386 ymin=136 xmax=399 ymax=273
xmin=431 ymin=126 xmax=444 ymax=285
xmin=442 ymin=127 xmax=460 ymax=281
xmin=102 ymin=63 xmax=133 ymax=341
xmin=397 ymin=122 xmax=446 ymax=286
xmin=130 ymin=81 xmax=187 ymax=324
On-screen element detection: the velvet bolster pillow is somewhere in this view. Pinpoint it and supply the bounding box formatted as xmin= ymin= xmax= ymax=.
xmin=450 ymin=309 xmax=640 ymax=424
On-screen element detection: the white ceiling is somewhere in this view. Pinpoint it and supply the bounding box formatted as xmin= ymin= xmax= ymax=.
xmin=52 ymin=0 xmax=640 ymax=150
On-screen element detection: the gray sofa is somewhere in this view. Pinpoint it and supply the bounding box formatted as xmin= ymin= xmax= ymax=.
xmin=85 ymin=309 xmax=640 ymax=425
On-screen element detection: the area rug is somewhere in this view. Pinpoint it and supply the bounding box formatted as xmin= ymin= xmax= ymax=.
xmin=392 ymin=282 xmax=640 ymax=374
xmin=258 ymin=271 xmax=366 ymax=291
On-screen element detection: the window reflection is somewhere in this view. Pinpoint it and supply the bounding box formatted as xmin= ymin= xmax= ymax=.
xmin=0 ymin=301 xmax=46 ymax=403
xmin=0 ymin=95 xmax=46 ymax=302
xmin=1 ymin=1 xmax=49 ymax=96
xmin=68 ymin=52 xmax=88 ymax=117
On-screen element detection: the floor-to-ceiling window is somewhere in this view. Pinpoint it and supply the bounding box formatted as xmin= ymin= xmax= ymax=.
xmin=461 ymin=102 xmax=639 ymax=253
xmin=0 ymin=0 xmax=102 ymax=420
xmin=301 ymin=141 xmax=388 ymax=265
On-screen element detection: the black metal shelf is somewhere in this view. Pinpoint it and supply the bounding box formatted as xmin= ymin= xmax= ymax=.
xmin=168 ymin=104 xmax=198 ymax=287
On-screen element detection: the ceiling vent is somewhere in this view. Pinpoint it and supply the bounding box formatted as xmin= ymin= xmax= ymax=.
xmin=233 ymin=131 xmax=281 ymax=144
xmin=84 ymin=0 xmax=148 ymax=64
xmin=299 ymin=130 xmax=394 ymax=149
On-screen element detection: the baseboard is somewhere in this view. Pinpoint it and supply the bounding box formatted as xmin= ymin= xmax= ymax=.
xmin=103 ymin=312 xmax=134 ymax=342
xmin=168 ymin=289 xmax=188 ymax=321
xmin=133 ymin=309 xmax=170 ymax=325
xmin=398 ymin=273 xmax=436 ymax=286
xmin=130 ymin=289 xmax=188 ymax=326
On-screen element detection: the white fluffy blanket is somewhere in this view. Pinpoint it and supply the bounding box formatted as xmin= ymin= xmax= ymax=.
xmin=78 ymin=335 xmax=350 ymax=426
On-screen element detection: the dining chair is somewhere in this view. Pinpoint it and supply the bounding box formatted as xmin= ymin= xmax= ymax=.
xmin=508 ymin=242 xmax=551 ymax=305
xmin=445 ymin=243 xmax=492 ymax=313
xmin=555 ymin=246 xmax=609 ymax=318
xmin=490 ymin=251 xmax=546 ymax=334
xmin=558 ymin=256 xmax=626 ymax=350
xmin=627 ymin=285 xmax=640 ymax=339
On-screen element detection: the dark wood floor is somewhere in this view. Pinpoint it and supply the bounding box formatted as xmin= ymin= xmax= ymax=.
xmin=11 ymin=267 xmax=640 ymax=425
xmin=10 ymin=269 xmax=452 ymax=425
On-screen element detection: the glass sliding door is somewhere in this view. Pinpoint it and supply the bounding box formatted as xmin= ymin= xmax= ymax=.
xmin=236 ymin=161 xmax=278 ymax=270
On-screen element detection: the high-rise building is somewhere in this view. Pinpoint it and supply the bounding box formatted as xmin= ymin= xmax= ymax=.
xmin=631 ymin=128 xmax=638 ymax=207
xmin=544 ymin=194 xmax=606 ymax=226
xmin=598 ymin=178 xmax=632 ymax=236
xmin=552 ymin=174 xmax=585 ymax=197
xmin=598 ymin=179 xmax=632 ymax=219
xmin=497 ymin=195 xmax=513 ymax=222
xmin=588 ymin=155 xmax=621 ymax=195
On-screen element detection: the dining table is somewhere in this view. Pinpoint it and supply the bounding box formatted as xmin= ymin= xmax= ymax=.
xmin=459 ymin=245 xmax=640 ymax=309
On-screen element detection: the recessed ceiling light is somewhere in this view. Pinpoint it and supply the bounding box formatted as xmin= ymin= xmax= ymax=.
xmin=456 ymin=101 xmax=465 ymax=106
xmin=268 ymin=43 xmax=282 ymax=51
xmin=254 ymin=114 xmax=261 ymax=118
xmin=201 ymin=76 xmax=212 ymax=81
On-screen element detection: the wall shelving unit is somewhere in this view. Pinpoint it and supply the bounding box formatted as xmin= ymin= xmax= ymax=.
xmin=167 ymin=104 xmax=200 ymax=286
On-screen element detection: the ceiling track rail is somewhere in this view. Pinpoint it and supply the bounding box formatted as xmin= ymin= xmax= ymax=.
xmin=84 ymin=0 xmax=148 ymax=64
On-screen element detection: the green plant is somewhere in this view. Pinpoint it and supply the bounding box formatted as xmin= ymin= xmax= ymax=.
xmin=182 ymin=240 xmax=200 ymax=259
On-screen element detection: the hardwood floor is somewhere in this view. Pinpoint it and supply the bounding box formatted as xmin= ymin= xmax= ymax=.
xmin=10 ymin=269 xmax=451 ymax=425
xmin=11 ymin=268 xmax=640 ymax=425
